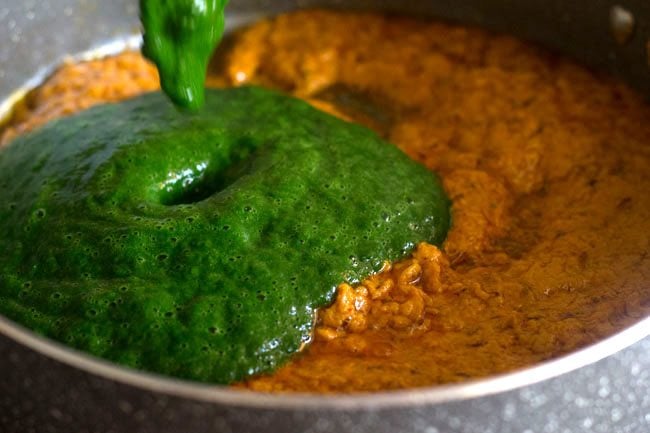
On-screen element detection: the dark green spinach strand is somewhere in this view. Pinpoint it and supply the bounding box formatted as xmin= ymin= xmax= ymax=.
xmin=140 ymin=0 xmax=228 ymax=110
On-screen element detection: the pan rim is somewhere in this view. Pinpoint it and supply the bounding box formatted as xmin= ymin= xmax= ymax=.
xmin=1 ymin=313 xmax=648 ymax=410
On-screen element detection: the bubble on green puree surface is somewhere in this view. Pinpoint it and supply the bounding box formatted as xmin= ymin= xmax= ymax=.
xmin=0 ymin=86 xmax=450 ymax=384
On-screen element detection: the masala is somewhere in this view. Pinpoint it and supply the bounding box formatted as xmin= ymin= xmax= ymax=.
xmin=1 ymin=10 xmax=649 ymax=392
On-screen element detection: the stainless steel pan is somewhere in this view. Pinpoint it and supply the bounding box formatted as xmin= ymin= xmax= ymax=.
xmin=1 ymin=1 xmax=649 ymax=432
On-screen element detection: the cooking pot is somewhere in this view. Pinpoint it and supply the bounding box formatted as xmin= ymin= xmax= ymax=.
xmin=1 ymin=1 xmax=649 ymax=432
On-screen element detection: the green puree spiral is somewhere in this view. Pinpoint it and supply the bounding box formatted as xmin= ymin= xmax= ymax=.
xmin=0 ymin=87 xmax=450 ymax=384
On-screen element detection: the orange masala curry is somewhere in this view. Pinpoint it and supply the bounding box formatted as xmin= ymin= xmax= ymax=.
xmin=1 ymin=10 xmax=649 ymax=393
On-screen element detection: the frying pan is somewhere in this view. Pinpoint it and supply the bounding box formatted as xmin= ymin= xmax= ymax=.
xmin=1 ymin=1 xmax=649 ymax=432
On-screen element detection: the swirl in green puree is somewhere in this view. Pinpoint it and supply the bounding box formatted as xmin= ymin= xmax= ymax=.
xmin=0 ymin=2 xmax=451 ymax=385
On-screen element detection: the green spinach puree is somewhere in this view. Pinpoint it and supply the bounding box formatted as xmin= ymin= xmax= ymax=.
xmin=0 ymin=87 xmax=450 ymax=383
xmin=140 ymin=0 xmax=228 ymax=110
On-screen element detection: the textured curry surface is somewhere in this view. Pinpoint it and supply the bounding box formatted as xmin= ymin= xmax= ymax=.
xmin=2 ymin=10 xmax=649 ymax=393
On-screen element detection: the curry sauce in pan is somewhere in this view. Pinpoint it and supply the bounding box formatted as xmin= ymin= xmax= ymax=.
xmin=2 ymin=10 xmax=649 ymax=392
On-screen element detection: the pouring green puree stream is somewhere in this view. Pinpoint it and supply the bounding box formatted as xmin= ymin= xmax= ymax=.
xmin=140 ymin=0 xmax=228 ymax=110
xmin=0 ymin=3 xmax=451 ymax=384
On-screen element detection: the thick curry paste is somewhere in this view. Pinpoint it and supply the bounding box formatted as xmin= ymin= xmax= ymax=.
xmin=2 ymin=10 xmax=649 ymax=392
xmin=0 ymin=87 xmax=449 ymax=384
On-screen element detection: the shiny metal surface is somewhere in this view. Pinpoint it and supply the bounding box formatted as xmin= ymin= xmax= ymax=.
xmin=1 ymin=313 xmax=649 ymax=408
xmin=0 ymin=1 xmax=649 ymax=432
